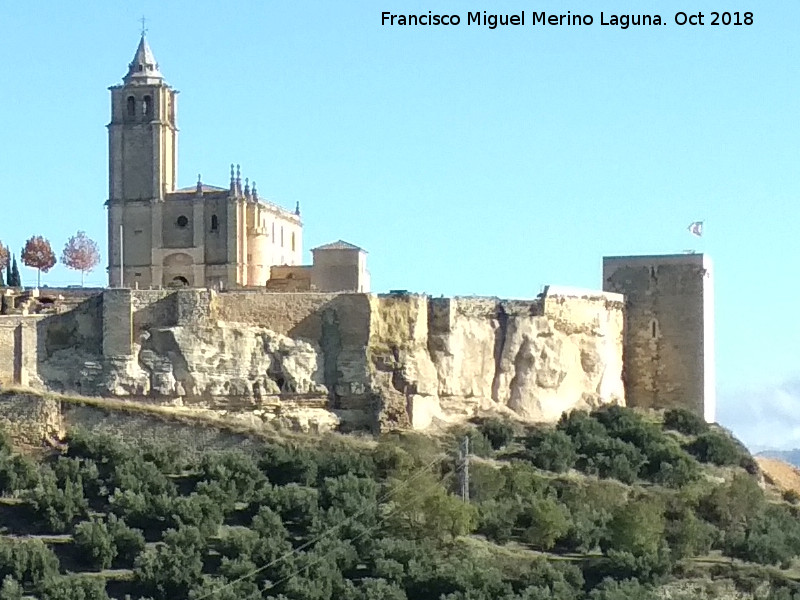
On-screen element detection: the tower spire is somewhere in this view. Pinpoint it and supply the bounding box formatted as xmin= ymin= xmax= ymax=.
xmin=124 ymin=34 xmax=164 ymax=84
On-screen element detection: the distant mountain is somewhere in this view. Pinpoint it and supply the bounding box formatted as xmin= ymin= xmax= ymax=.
xmin=757 ymin=449 xmax=800 ymax=467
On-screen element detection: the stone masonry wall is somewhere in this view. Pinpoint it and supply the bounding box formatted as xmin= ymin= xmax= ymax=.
xmin=603 ymin=254 xmax=713 ymax=421
xmin=7 ymin=283 xmax=644 ymax=432
xmin=0 ymin=316 xmax=42 ymax=386
xmin=213 ymin=291 xmax=339 ymax=339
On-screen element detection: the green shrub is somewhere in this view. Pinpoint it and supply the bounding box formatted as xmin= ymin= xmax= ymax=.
xmin=106 ymin=514 xmax=145 ymax=565
xmin=258 ymin=444 xmax=319 ymax=486
xmin=23 ymin=467 xmax=88 ymax=533
xmin=0 ymin=576 xmax=21 ymax=600
xmin=74 ymin=519 xmax=116 ymax=570
xmin=450 ymin=428 xmax=493 ymax=459
xmin=477 ymin=498 xmax=520 ymax=544
xmin=0 ymin=454 xmax=39 ymax=495
xmin=197 ymin=451 xmax=267 ymax=505
xmin=39 ymin=576 xmax=110 ymax=600
xmin=588 ymin=578 xmax=651 ymax=600
xmin=582 ymin=438 xmax=645 ymax=484
xmin=173 ymin=493 xmax=224 ymax=537
xmin=524 ymin=429 xmax=577 ymax=473
xmin=133 ymin=541 xmax=204 ymax=600
xmin=0 ymin=538 xmax=59 ymax=588
xmin=478 ymin=418 xmax=517 ymax=450
xmin=643 ymin=440 xmax=700 ymax=488
xmin=663 ymin=408 xmax=708 ymax=436
xmin=686 ymin=430 xmax=747 ymax=467
xmin=519 ymin=496 xmax=571 ymax=551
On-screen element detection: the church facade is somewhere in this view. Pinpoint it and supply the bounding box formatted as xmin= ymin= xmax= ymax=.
xmin=106 ymin=35 xmax=304 ymax=290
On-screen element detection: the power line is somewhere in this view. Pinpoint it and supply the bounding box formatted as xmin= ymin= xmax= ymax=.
xmin=259 ymin=466 xmax=456 ymax=597
xmin=191 ymin=450 xmax=449 ymax=600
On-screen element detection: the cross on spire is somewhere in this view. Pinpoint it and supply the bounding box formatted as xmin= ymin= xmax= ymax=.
xmin=139 ymin=15 xmax=148 ymax=37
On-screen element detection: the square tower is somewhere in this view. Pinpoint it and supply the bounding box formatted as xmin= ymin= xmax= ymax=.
xmin=603 ymin=254 xmax=715 ymax=422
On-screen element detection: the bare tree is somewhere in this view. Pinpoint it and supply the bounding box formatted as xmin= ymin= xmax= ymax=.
xmin=21 ymin=236 xmax=56 ymax=288
xmin=61 ymin=231 xmax=101 ymax=286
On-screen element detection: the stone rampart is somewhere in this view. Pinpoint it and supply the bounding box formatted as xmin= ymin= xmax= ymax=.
xmin=213 ymin=291 xmax=340 ymax=338
xmin=6 ymin=286 xmax=628 ymax=432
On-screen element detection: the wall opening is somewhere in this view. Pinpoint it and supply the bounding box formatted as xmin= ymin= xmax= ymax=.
xmin=291 ymin=232 xmax=296 ymax=251
xmin=143 ymin=95 xmax=152 ymax=117
xmin=210 ymin=215 xmax=219 ymax=231
xmin=176 ymin=215 xmax=189 ymax=228
xmin=281 ymin=226 xmax=284 ymax=247
xmin=126 ymin=96 xmax=136 ymax=117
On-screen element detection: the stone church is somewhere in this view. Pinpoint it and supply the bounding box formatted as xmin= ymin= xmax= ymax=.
xmin=106 ymin=35 xmax=368 ymax=292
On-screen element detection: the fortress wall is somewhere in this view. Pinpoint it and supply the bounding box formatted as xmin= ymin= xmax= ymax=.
xmin=213 ymin=291 xmax=341 ymax=339
xmin=603 ymin=254 xmax=712 ymax=420
xmin=542 ymin=286 xmax=625 ymax=334
xmin=37 ymin=295 xmax=104 ymax=358
xmin=102 ymin=289 xmax=133 ymax=357
xmin=0 ymin=316 xmax=41 ymax=386
xmin=132 ymin=290 xmax=176 ymax=333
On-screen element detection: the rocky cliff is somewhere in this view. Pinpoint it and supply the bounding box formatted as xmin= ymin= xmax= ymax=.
xmin=32 ymin=287 xmax=625 ymax=432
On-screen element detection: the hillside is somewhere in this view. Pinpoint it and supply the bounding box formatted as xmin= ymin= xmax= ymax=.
xmin=0 ymin=395 xmax=797 ymax=599
xmin=758 ymin=450 xmax=800 ymax=468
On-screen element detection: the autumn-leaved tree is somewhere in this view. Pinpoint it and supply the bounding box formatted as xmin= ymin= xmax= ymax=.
xmin=61 ymin=231 xmax=101 ymax=286
xmin=0 ymin=242 xmax=6 ymax=287
xmin=21 ymin=236 xmax=56 ymax=288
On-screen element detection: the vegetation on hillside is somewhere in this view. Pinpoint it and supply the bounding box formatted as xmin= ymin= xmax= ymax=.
xmin=0 ymin=405 xmax=796 ymax=599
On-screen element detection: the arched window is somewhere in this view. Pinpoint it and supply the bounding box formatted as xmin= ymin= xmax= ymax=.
xmin=126 ymin=96 xmax=136 ymax=117
xmin=210 ymin=215 xmax=219 ymax=231
xmin=143 ymin=95 xmax=152 ymax=117
xmin=291 ymin=232 xmax=296 ymax=251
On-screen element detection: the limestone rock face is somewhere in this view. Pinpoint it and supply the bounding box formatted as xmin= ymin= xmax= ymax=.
xmin=365 ymin=292 xmax=625 ymax=429
xmin=35 ymin=288 xmax=624 ymax=433
xmin=41 ymin=322 xmax=327 ymax=404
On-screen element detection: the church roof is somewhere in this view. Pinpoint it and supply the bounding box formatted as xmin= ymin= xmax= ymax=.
xmin=312 ymin=240 xmax=365 ymax=252
xmin=173 ymin=184 xmax=228 ymax=193
xmin=124 ymin=35 xmax=164 ymax=84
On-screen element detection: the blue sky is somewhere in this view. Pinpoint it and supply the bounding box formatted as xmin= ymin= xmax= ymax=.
xmin=1 ymin=1 xmax=797 ymax=448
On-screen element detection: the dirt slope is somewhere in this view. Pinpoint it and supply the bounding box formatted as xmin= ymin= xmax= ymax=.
xmin=756 ymin=456 xmax=800 ymax=495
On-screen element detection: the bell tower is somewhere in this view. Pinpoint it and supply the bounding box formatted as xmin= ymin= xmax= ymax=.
xmin=108 ymin=34 xmax=177 ymax=201
xmin=107 ymin=35 xmax=178 ymax=287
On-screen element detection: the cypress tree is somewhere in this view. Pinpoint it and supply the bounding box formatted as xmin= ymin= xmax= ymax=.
xmin=0 ymin=266 xmax=4 ymax=287
xmin=10 ymin=257 xmax=20 ymax=288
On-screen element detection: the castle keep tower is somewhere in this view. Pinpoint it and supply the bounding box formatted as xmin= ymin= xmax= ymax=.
xmin=106 ymin=35 xmax=302 ymax=289
xmin=603 ymin=254 xmax=715 ymax=422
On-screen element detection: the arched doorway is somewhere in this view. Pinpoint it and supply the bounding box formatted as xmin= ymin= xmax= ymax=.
xmin=162 ymin=252 xmax=194 ymax=287
xmin=169 ymin=276 xmax=189 ymax=288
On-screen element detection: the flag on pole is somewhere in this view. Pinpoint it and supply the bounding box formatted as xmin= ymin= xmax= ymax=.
xmin=687 ymin=221 xmax=703 ymax=237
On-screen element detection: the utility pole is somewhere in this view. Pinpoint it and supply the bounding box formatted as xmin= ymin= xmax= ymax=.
xmin=458 ymin=435 xmax=470 ymax=502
